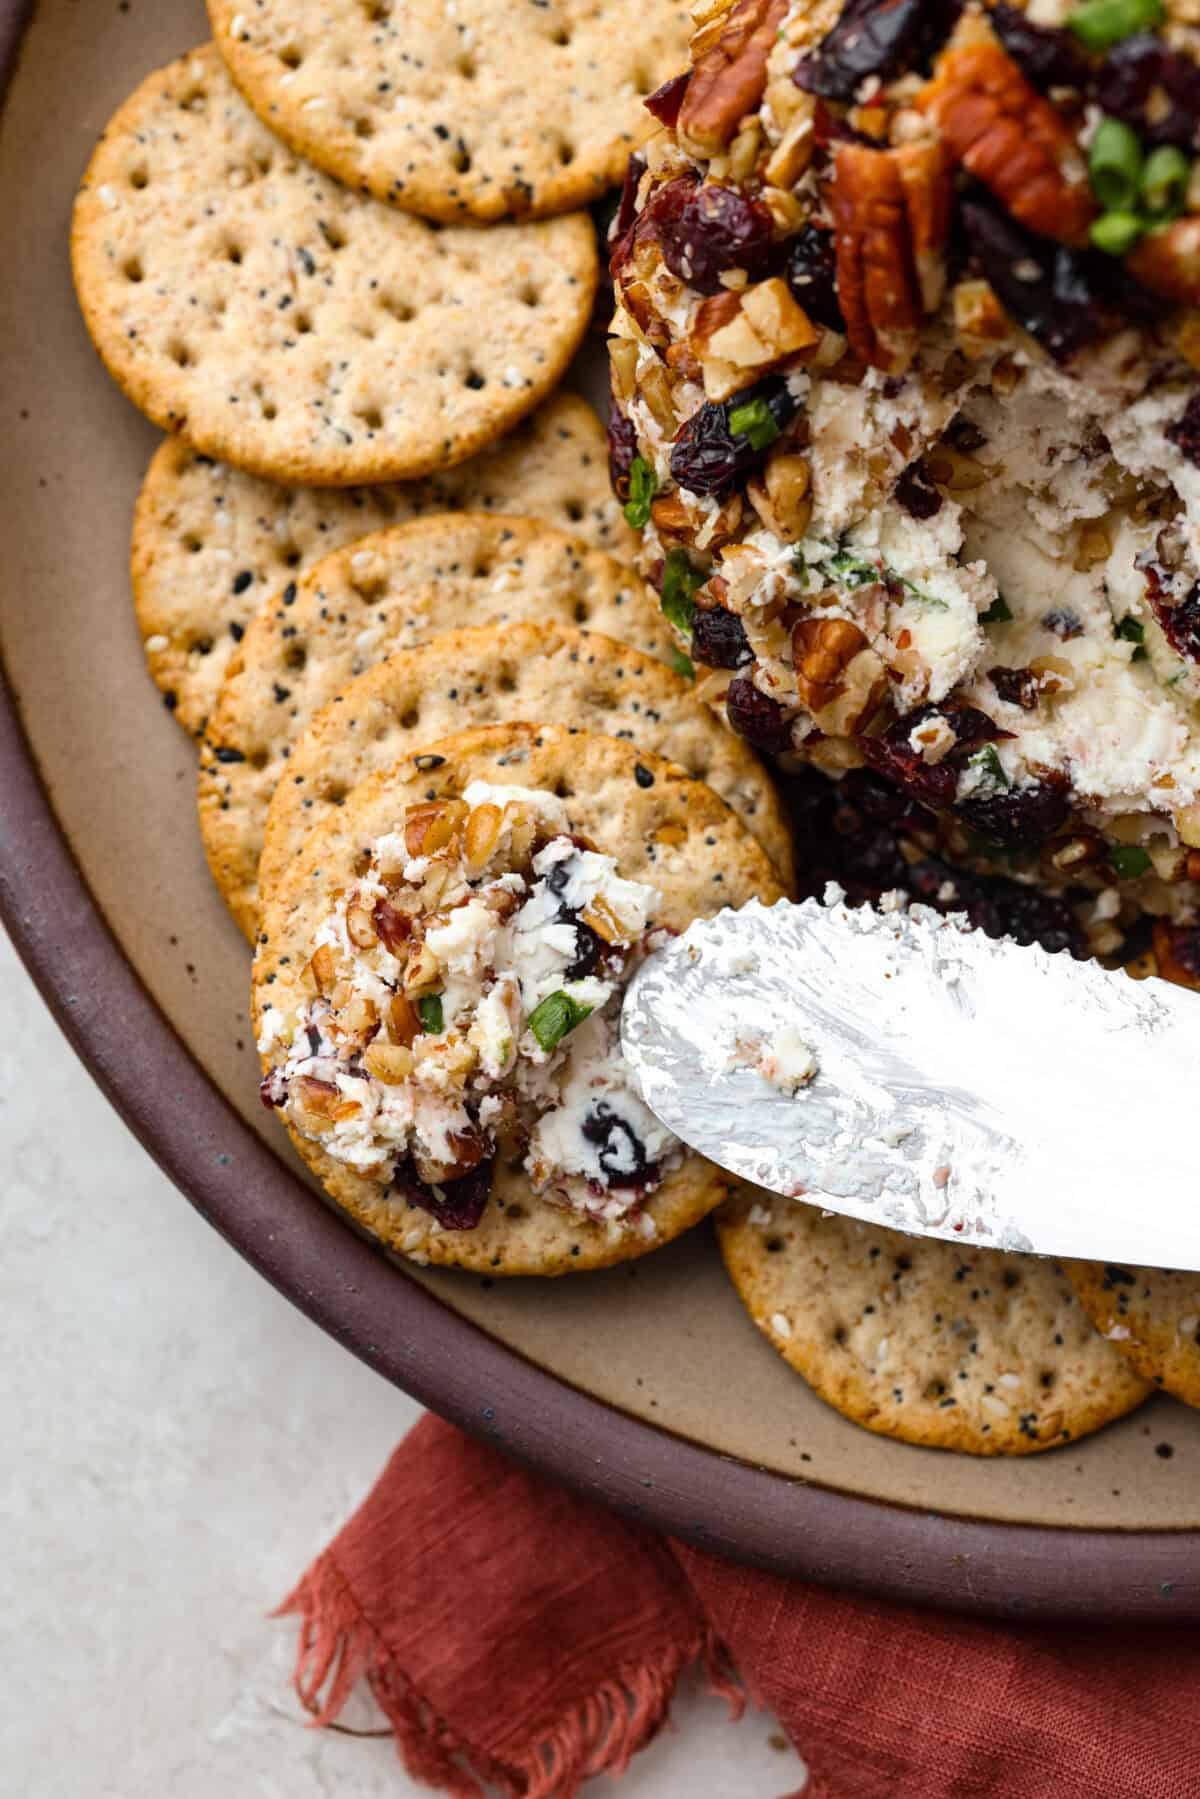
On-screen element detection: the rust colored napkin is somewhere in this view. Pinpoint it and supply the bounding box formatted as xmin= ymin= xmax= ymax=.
xmin=279 ymin=1414 xmax=1198 ymax=1798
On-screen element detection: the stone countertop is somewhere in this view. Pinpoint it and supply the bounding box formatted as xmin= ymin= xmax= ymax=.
xmin=0 ymin=926 xmax=798 ymax=1798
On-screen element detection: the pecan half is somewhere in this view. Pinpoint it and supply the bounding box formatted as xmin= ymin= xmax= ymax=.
xmin=792 ymin=616 xmax=887 ymax=733
xmin=678 ymin=0 xmax=790 ymax=157
xmin=1128 ymin=217 xmax=1200 ymax=307
xmin=919 ymin=39 xmax=1094 ymax=246
xmin=832 ymin=141 xmax=950 ymax=373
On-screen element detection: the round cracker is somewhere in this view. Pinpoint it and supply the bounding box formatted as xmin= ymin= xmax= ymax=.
xmin=199 ymin=514 xmax=679 ymax=936
xmin=208 ymin=0 xmax=691 ymax=223
xmin=72 ymin=46 xmax=596 ymax=484
xmin=133 ymin=394 xmax=634 ymax=736
xmin=254 ymin=722 xmax=785 ymax=1275
xmin=1067 ymin=1261 xmax=1200 ymax=1409
xmin=258 ymin=620 xmax=793 ymax=918
xmin=717 ymin=1193 xmax=1152 ymax=1455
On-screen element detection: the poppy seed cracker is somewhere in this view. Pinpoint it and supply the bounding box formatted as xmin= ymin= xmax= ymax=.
xmin=72 ymin=46 xmax=596 ymax=484
xmin=1068 ymin=1261 xmax=1200 ymax=1409
xmin=717 ymin=1194 xmax=1152 ymax=1455
xmin=253 ymin=721 xmax=784 ymax=1276
xmin=208 ymin=0 xmax=692 ymax=222
xmin=132 ymin=394 xmax=633 ymax=736
xmin=257 ymin=619 xmax=793 ymax=917
xmin=198 ymin=514 xmax=678 ymax=937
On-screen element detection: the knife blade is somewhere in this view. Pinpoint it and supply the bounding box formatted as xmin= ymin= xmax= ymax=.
xmin=621 ymin=889 xmax=1200 ymax=1270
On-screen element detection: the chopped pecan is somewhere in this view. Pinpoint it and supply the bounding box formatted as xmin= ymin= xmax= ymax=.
xmin=919 ymin=39 xmax=1094 ymax=246
xmin=792 ymin=616 xmax=887 ymax=733
xmin=650 ymin=491 xmax=695 ymax=539
xmin=893 ymin=140 xmax=952 ymax=315
xmin=678 ymin=0 xmax=790 ymax=157
xmin=1153 ymin=920 xmax=1200 ymax=992
xmin=1128 ymin=217 xmax=1200 ymax=307
xmin=833 ymin=145 xmax=914 ymax=373
xmin=746 ymin=450 xmax=813 ymax=542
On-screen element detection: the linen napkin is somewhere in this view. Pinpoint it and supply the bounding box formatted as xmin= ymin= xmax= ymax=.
xmin=279 ymin=1413 xmax=1198 ymax=1798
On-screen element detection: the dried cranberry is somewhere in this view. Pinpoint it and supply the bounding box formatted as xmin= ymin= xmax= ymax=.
xmin=989 ymin=3 xmax=1092 ymax=92
xmin=691 ymin=605 xmax=753 ymax=669
xmin=907 ymin=856 xmax=1086 ymax=957
xmin=643 ymin=69 xmax=691 ymax=128
xmin=566 ymin=922 xmax=606 ymax=980
xmin=1096 ymin=35 xmax=1200 ymax=151
xmin=1042 ymin=608 xmax=1082 ymax=640
xmin=785 ymin=223 xmax=846 ymax=333
xmin=895 ymin=458 xmax=943 ymax=521
xmin=858 ymin=704 xmax=1008 ymax=813
xmin=656 ymin=182 xmax=775 ymax=296
xmin=610 ymin=151 xmax=647 ymax=251
xmin=957 ymin=776 xmax=1071 ymax=845
xmin=670 ymin=376 xmax=800 ymax=496
xmin=607 ymin=397 xmax=638 ymax=502
xmin=581 ymin=1103 xmax=654 ymax=1185
xmin=794 ymin=0 xmax=960 ymax=101
xmin=1166 ymin=391 xmax=1200 ymax=467
xmin=726 ymin=676 xmax=794 ymax=753
xmin=960 ymin=198 xmax=1103 ymax=363
xmin=988 ymin=666 xmax=1041 ymax=710
xmin=394 ymin=1154 xmax=495 ymax=1231
xmin=1147 ymin=571 xmax=1200 ymax=662
xmin=1160 ymin=923 xmax=1200 ymax=980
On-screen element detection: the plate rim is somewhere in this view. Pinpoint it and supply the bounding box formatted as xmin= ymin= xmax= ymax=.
xmin=4 ymin=0 xmax=1200 ymax=1621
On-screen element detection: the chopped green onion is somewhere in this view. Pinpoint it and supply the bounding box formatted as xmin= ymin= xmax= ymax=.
xmin=1115 ymin=614 xmax=1144 ymax=643
xmin=417 ymin=994 xmax=444 ymax=1035
xmin=826 ymin=547 xmax=881 ymax=588
xmin=1068 ymin=0 xmax=1163 ymax=52
xmin=669 ymin=644 xmax=695 ymax=679
xmin=728 ymin=396 xmax=780 ymax=451
xmin=1141 ymin=145 xmax=1190 ymax=216
xmin=659 ymin=547 xmax=705 ymax=635
xmin=623 ymin=456 xmax=656 ymax=529
xmin=1109 ymin=844 xmax=1151 ymax=879
xmin=896 ymin=574 xmax=949 ymax=611
xmin=980 ymin=593 xmax=1013 ymax=625
xmin=965 ymin=744 xmax=1009 ymax=795
xmin=1090 ymin=211 xmax=1145 ymax=256
xmin=1089 ymin=119 xmax=1144 ymax=213
xmin=528 ymin=989 xmax=594 ymax=1053
xmin=791 ymin=547 xmax=808 ymax=584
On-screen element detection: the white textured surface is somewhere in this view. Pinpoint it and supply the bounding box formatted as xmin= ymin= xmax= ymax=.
xmin=0 ymin=926 xmax=798 ymax=1798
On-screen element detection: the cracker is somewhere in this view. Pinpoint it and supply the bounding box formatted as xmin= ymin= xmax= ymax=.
xmin=208 ymin=0 xmax=692 ymax=223
xmin=132 ymin=394 xmax=633 ymax=736
xmin=717 ymin=1194 xmax=1152 ymax=1455
xmin=258 ymin=620 xmax=793 ymax=914
xmin=199 ymin=514 xmax=680 ymax=936
xmin=72 ymin=46 xmax=596 ymax=484
xmin=1067 ymin=1261 xmax=1200 ymax=1409
xmin=254 ymin=722 xmax=785 ymax=1275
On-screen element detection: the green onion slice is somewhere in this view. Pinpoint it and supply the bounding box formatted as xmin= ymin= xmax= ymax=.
xmin=659 ymin=547 xmax=705 ymax=635
xmin=728 ymin=395 xmax=781 ymax=452
xmin=1115 ymin=614 xmax=1144 ymax=643
xmin=623 ymin=456 xmax=657 ymax=529
xmin=417 ymin=993 xmax=444 ymax=1035
xmin=1089 ymin=118 xmax=1144 ymax=213
xmin=965 ymin=743 xmax=1010 ymax=795
xmin=669 ymin=644 xmax=695 ymax=679
xmin=528 ymin=989 xmax=594 ymax=1053
xmin=1068 ymin=0 xmax=1164 ymax=52
xmin=1141 ymin=145 xmax=1190 ymax=217
xmin=980 ymin=594 xmax=1013 ymax=625
xmin=1109 ymin=844 xmax=1151 ymax=879
xmin=1090 ymin=211 xmax=1145 ymax=257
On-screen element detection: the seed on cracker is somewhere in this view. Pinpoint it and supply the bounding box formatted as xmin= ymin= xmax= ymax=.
xmin=1068 ymin=1261 xmax=1200 ymax=1411
xmin=257 ymin=619 xmax=794 ymax=918
xmin=72 ymin=46 xmax=596 ymax=485
xmin=717 ymin=1194 xmax=1152 ymax=1456
xmin=208 ymin=0 xmax=692 ymax=222
xmin=197 ymin=514 xmax=679 ymax=937
xmin=131 ymin=393 xmax=634 ymax=736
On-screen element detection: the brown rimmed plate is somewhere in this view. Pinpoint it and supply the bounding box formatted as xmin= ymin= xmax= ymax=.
xmin=3 ymin=0 xmax=1200 ymax=1621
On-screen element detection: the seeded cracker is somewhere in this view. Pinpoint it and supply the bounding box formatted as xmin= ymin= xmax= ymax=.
xmin=133 ymin=395 xmax=634 ymax=737
xmin=199 ymin=515 xmax=679 ymax=937
xmin=258 ymin=619 xmax=794 ymax=915
xmin=254 ymin=723 xmax=784 ymax=1275
xmin=71 ymin=47 xmax=596 ymax=485
xmin=1067 ymin=1261 xmax=1200 ymax=1410
xmin=717 ymin=1194 xmax=1151 ymax=1455
xmin=207 ymin=0 xmax=692 ymax=223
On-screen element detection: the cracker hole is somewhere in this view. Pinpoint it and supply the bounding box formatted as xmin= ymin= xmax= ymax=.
xmin=520 ymin=283 xmax=541 ymax=308
xmin=250 ymin=749 xmax=270 ymax=772
xmin=551 ymin=26 xmax=572 ymax=45
xmin=473 ymin=560 xmax=494 ymax=579
xmin=463 ymin=370 xmax=486 ymax=391
xmin=765 ymin=1236 xmax=784 ymax=1254
xmin=296 ymin=313 xmax=314 ymax=335
xmin=1040 ymin=1371 xmax=1057 ymax=1391
xmin=261 ymin=400 xmax=279 ymax=421
xmin=357 ymin=405 xmax=384 ymax=431
xmin=558 ymin=141 xmax=576 ymax=167
xmin=565 ymin=498 xmax=584 ymax=522
xmin=279 ymin=45 xmax=304 ymax=69
xmin=922 ymin=1378 xmax=947 ymax=1401
xmin=452 ymin=145 xmax=472 ymax=174
xmin=354 ymin=117 xmax=376 ymax=140
xmin=285 ymin=645 xmax=307 ymax=672
xmin=184 ymin=534 xmax=204 ymax=554
xmin=167 ymin=339 xmax=193 ymax=368
xmin=362 ymin=0 xmax=392 ymax=18
xmin=123 ymin=257 xmax=144 ymax=283
xmin=322 ymin=780 xmax=349 ymax=806
xmin=832 ymin=1325 xmax=847 ymax=1346
xmin=382 ymin=296 xmax=414 ymax=323
xmin=506 ymin=1203 xmax=526 ymax=1220
xmin=553 ymin=778 xmax=572 ymax=799
xmin=280 ymin=545 xmax=302 ymax=568
xmin=353 ymin=848 xmax=372 ymax=876
xmin=373 ymin=724 xmax=393 ymax=743
xmin=320 ymin=222 xmax=348 ymax=252
xmin=188 ymin=635 xmax=214 ymax=656
xmin=457 ymin=53 xmax=476 ymax=78
xmin=354 ymin=322 xmax=378 ymax=341
xmin=225 ymin=243 xmax=244 ymax=266
xmin=573 ymin=600 xmax=591 ymax=623
xmin=497 ymin=668 xmax=517 ymax=694
xmin=633 ymin=66 xmax=654 ymax=96
xmin=129 ymin=166 xmax=150 ymax=190
xmin=399 ymin=707 xmax=420 ymax=729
